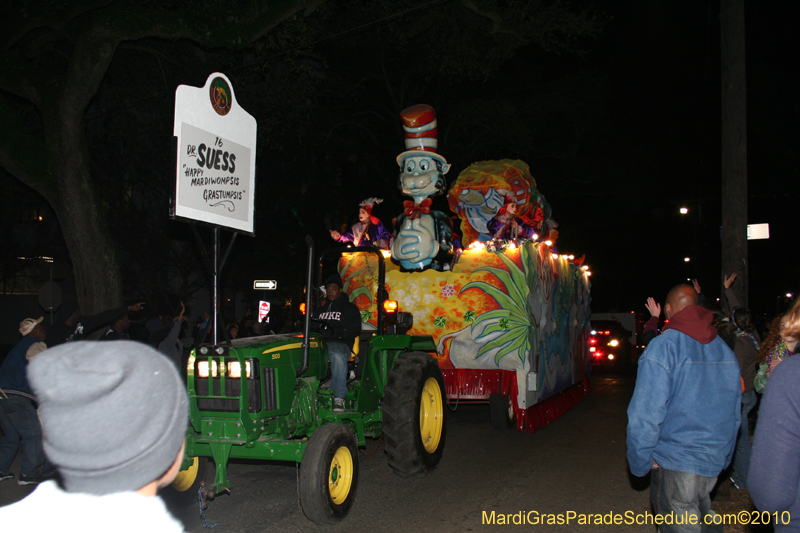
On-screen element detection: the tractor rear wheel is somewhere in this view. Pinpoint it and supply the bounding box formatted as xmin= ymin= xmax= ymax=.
xmin=299 ymin=424 xmax=359 ymax=525
xmin=489 ymin=393 xmax=515 ymax=430
xmin=383 ymin=351 xmax=446 ymax=477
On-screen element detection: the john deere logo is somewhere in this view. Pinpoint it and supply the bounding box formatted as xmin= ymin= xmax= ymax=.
xmin=209 ymin=77 xmax=232 ymax=116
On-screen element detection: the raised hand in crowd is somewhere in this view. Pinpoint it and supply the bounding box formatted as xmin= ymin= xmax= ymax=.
xmin=691 ymin=279 xmax=701 ymax=294
xmin=724 ymin=273 xmax=737 ymax=289
xmin=175 ymin=302 xmax=188 ymax=323
xmin=127 ymin=302 xmax=145 ymax=312
xmin=645 ymin=297 xmax=661 ymax=318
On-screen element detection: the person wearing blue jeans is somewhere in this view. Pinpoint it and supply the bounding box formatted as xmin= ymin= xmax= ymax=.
xmin=0 ymin=395 xmax=44 ymax=483
xmin=627 ymin=285 xmax=741 ymax=533
xmin=651 ymin=468 xmax=723 ymax=533
xmin=311 ymin=273 xmax=362 ymax=412
xmin=731 ymin=390 xmax=757 ymax=489
xmin=326 ymin=341 xmax=351 ymax=407
xmin=720 ymin=278 xmax=761 ymax=491
xmin=0 ymin=317 xmax=49 ymax=485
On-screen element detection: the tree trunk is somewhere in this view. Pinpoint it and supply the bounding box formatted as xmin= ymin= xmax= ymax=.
xmin=46 ymin=112 xmax=124 ymax=315
xmin=720 ymin=0 xmax=747 ymax=308
xmin=0 ymin=1 xmax=325 ymax=315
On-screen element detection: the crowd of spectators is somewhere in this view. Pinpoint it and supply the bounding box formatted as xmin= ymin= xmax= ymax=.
xmin=632 ymin=277 xmax=800 ymax=532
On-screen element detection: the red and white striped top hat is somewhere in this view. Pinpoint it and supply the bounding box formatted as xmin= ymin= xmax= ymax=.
xmin=396 ymin=104 xmax=448 ymax=167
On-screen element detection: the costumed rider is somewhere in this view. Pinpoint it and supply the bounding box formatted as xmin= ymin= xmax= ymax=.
xmin=311 ymin=274 xmax=362 ymax=413
xmin=391 ymin=104 xmax=454 ymax=271
xmin=330 ymin=197 xmax=391 ymax=250
xmin=486 ymin=195 xmax=542 ymax=241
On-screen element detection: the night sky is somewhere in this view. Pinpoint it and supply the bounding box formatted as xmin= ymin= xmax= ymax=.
xmin=1 ymin=0 xmax=797 ymax=324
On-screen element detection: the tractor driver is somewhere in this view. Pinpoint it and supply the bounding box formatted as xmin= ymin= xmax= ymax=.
xmin=311 ymin=273 xmax=362 ymax=413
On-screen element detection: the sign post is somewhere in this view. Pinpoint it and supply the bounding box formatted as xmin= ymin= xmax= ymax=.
xmin=174 ymin=73 xmax=257 ymax=344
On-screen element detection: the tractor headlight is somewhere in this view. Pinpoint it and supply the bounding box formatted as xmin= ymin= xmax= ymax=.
xmin=228 ymin=361 xmax=251 ymax=379
xmin=609 ymin=339 xmax=619 ymax=347
xmin=198 ymin=360 xmax=218 ymax=378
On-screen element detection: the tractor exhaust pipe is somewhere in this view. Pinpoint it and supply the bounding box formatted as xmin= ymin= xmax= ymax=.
xmin=297 ymin=235 xmax=315 ymax=377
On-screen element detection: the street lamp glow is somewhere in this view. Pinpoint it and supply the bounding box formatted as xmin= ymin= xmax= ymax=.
xmin=788 ymin=293 xmax=794 ymax=298
xmin=680 ymin=207 xmax=689 ymax=214
xmin=684 ymin=257 xmax=690 ymax=262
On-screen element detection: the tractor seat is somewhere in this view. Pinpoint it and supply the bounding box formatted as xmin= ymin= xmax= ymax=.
xmin=347 ymin=332 xmax=373 ymax=382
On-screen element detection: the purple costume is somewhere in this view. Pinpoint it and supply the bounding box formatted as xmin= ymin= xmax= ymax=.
xmin=486 ymin=216 xmax=537 ymax=241
xmin=337 ymin=221 xmax=391 ymax=249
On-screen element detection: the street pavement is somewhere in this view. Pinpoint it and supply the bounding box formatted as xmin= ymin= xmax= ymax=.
xmin=174 ymin=373 xmax=652 ymax=532
xmin=0 ymin=373 xmax=763 ymax=532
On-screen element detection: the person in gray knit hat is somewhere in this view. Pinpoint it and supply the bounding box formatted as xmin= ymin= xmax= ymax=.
xmin=0 ymin=341 xmax=189 ymax=532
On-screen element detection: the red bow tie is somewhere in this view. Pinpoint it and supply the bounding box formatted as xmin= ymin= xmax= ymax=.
xmin=404 ymin=198 xmax=432 ymax=220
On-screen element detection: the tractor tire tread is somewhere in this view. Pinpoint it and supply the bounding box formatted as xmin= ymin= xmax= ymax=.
xmin=383 ymin=351 xmax=446 ymax=478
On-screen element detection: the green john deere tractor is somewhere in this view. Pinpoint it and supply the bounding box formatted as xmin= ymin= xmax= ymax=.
xmin=168 ymin=238 xmax=446 ymax=525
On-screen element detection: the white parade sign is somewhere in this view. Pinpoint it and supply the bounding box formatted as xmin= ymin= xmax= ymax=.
xmin=173 ymin=73 xmax=257 ymax=234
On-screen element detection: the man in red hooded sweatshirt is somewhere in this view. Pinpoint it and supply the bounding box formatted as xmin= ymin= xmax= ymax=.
xmin=627 ymin=284 xmax=741 ymax=532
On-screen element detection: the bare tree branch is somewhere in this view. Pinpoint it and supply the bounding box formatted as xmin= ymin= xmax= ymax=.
xmin=0 ymin=98 xmax=53 ymax=199
xmin=459 ymin=0 xmax=526 ymax=44
xmin=0 ymin=0 xmax=113 ymax=50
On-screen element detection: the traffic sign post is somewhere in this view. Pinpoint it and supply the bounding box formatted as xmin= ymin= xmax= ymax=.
xmin=254 ymin=280 xmax=277 ymax=290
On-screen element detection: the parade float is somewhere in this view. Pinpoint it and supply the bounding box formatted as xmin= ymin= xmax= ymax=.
xmin=169 ymin=92 xmax=590 ymax=526
xmin=337 ymin=105 xmax=592 ymax=432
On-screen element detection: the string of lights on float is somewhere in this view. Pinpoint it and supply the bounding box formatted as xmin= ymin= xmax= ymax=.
xmin=463 ymin=237 xmax=591 ymax=277
xmin=359 ymin=233 xmax=593 ymax=277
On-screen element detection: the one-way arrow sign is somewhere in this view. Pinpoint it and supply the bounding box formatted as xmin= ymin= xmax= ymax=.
xmin=253 ymin=280 xmax=277 ymax=290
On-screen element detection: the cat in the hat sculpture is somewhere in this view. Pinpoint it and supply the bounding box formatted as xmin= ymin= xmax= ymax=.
xmin=391 ymin=104 xmax=454 ymax=271
xmin=330 ymin=197 xmax=391 ymax=249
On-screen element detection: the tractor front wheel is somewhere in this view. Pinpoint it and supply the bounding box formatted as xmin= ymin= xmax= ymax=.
xmin=299 ymin=424 xmax=359 ymax=525
xmin=383 ymin=351 xmax=447 ymax=477
xmin=163 ymin=456 xmax=210 ymax=508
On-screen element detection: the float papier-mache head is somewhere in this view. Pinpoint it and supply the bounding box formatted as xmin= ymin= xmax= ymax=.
xmin=396 ymin=104 xmax=450 ymax=199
